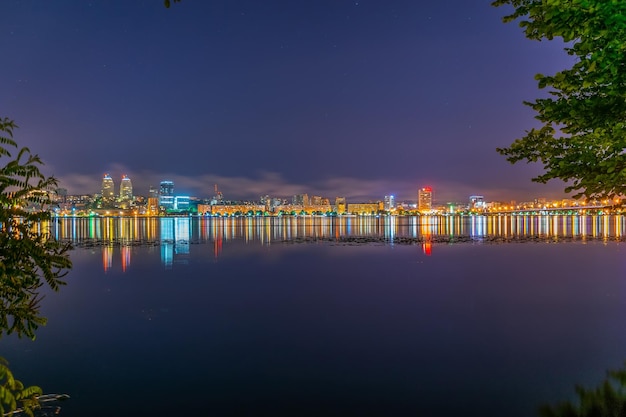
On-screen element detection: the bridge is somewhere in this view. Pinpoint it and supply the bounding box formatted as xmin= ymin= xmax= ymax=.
xmin=485 ymin=205 xmax=616 ymax=215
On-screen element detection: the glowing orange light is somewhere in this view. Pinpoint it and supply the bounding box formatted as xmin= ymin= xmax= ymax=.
xmin=422 ymin=241 xmax=432 ymax=256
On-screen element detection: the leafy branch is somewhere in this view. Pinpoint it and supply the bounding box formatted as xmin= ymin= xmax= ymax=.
xmin=0 ymin=117 xmax=73 ymax=415
xmin=492 ymin=0 xmax=626 ymax=199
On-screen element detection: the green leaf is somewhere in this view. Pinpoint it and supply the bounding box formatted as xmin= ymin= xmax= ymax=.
xmin=492 ymin=0 xmax=626 ymax=199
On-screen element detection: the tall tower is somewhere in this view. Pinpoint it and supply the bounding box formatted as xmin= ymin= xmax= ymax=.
xmin=160 ymin=180 xmax=174 ymax=196
xmin=418 ymin=187 xmax=433 ymax=211
xmin=159 ymin=180 xmax=175 ymax=209
xmin=101 ymin=174 xmax=115 ymax=200
xmin=384 ymin=195 xmax=395 ymax=210
xmin=120 ymin=175 xmax=133 ymax=201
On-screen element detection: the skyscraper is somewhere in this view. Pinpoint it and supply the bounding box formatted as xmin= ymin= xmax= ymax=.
xmin=293 ymin=194 xmax=309 ymax=206
xmin=418 ymin=187 xmax=433 ymax=211
xmin=159 ymin=180 xmax=174 ymax=209
xmin=160 ymin=180 xmax=174 ymax=196
xmin=120 ymin=175 xmax=133 ymax=201
xmin=101 ymin=174 xmax=114 ymax=200
xmin=384 ymin=195 xmax=395 ymax=210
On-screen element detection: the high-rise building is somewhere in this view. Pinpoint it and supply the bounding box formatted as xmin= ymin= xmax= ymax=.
xmin=101 ymin=174 xmax=115 ymax=200
xmin=384 ymin=195 xmax=395 ymax=210
xmin=418 ymin=187 xmax=433 ymax=211
xmin=159 ymin=180 xmax=175 ymax=209
xmin=147 ymin=197 xmax=159 ymax=215
xmin=120 ymin=175 xmax=133 ymax=201
xmin=149 ymin=186 xmax=159 ymax=198
xmin=160 ymin=180 xmax=174 ymax=196
xmin=335 ymin=197 xmax=346 ymax=214
xmin=293 ymin=194 xmax=309 ymax=206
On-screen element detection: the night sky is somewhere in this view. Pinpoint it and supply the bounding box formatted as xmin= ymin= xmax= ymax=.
xmin=2 ymin=1 xmax=574 ymax=204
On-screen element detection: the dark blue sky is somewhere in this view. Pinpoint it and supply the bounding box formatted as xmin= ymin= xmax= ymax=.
xmin=2 ymin=1 xmax=573 ymax=203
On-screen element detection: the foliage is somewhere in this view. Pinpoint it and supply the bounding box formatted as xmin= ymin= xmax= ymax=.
xmin=0 ymin=117 xmax=72 ymax=340
xmin=492 ymin=0 xmax=626 ymax=199
xmin=0 ymin=117 xmax=73 ymax=415
xmin=164 ymin=0 xmax=181 ymax=8
xmin=539 ymin=365 xmax=626 ymax=417
xmin=0 ymin=358 xmax=42 ymax=417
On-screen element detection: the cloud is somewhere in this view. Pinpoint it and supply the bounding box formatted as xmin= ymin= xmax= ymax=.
xmin=52 ymin=164 xmax=568 ymax=205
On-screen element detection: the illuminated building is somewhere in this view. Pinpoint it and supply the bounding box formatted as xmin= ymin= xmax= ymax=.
xmin=147 ymin=197 xmax=159 ymax=215
xmin=335 ymin=197 xmax=347 ymax=214
xmin=293 ymin=194 xmax=309 ymax=206
xmin=174 ymin=196 xmax=190 ymax=211
xmin=149 ymin=186 xmax=159 ymax=198
xmin=197 ymin=204 xmax=212 ymax=215
xmin=199 ymin=204 xmax=265 ymax=216
xmin=55 ymin=188 xmax=67 ymax=202
xmin=120 ymin=175 xmax=133 ymax=201
xmin=348 ymin=202 xmax=383 ymax=215
xmin=159 ymin=180 xmax=175 ymax=209
xmin=211 ymin=184 xmax=223 ymax=205
xmin=160 ymin=180 xmax=174 ymax=196
xmin=418 ymin=187 xmax=433 ymax=211
xmin=101 ymin=174 xmax=115 ymax=200
xmin=384 ymin=195 xmax=395 ymax=210
xmin=469 ymin=195 xmax=486 ymax=211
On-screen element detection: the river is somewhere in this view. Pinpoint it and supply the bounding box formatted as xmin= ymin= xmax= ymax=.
xmin=4 ymin=215 xmax=626 ymax=417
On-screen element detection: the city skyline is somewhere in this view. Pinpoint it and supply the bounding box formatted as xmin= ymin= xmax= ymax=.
xmin=3 ymin=1 xmax=574 ymax=202
xmin=68 ymin=172 xmax=573 ymax=207
xmin=58 ymin=169 xmax=571 ymax=205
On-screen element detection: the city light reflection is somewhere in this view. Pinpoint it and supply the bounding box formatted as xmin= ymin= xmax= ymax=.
xmin=48 ymin=214 xmax=626 ymax=271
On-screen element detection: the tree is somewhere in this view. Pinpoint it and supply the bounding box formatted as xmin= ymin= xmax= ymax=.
xmin=0 ymin=358 xmax=42 ymax=417
xmin=492 ymin=1 xmax=626 ymax=199
xmin=0 ymin=118 xmax=73 ymax=414
xmin=538 ymin=364 xmax=626 ymax=417
xmin=0 ymin=118 xmax=73 ymax=340
xmin=164 ymin=0 xmax=181 ymax=8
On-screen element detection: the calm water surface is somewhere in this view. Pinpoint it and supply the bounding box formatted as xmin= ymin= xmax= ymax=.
xmin=4 ymin=216 xmax=626 ymax=417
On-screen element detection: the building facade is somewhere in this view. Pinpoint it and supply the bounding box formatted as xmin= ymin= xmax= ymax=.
xmin=384 ymin=195 xmax=395 ymax=211
xmin=101 ymin=174 xmax=115 ymax=200
xmin=418 ymin=187 xmax=433 ymax=211
xmin=120 ymin=175 xmax=133 ymax=201
xmin=469 ymin=195 xmax=486 ymax=211
xmin=334 ymin=197 xmax=346 ymax=214
xmin=292 ymin=194 xmax=309 ymax=206
xmin=159 ymin=180 xmax=175 ymax=209
xmin=348 ymin=202 xmax=383 ymax=215
xmin=174 ymin=196 xmax=190 ymax=211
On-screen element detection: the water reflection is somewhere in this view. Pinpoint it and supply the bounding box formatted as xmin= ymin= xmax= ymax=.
xmin=160 ymin=218 xmax=190 ymax=268
xmin=50 ymin=214 xmax=626 ymax=270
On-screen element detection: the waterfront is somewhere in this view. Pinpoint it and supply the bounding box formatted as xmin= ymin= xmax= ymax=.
xmin=5 ymin=215 xmax=626 ymax=417
xmin=50 ymin=213 xmax=626 ymax=245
